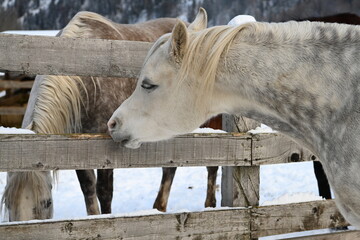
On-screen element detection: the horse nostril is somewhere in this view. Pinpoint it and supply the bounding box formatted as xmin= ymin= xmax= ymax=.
xmin=108 ymin=119 xmax=117 ymax=130
xmin=121 ymin=138 xmax=129 ymax=146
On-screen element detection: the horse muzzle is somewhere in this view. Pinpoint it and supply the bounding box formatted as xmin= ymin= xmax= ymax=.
xmin=107 ymin=118 xmax=141 ymax=149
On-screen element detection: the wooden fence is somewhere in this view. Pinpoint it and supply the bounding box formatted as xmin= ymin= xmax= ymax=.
xmin=0 ymin=33 xmax=358 ymax=239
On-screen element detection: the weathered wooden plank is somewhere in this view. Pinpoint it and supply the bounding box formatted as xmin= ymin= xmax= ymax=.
xmin=0 ymin=209 xmax=251 ymax=240
xmin=0 ymin=79 xmax=34 ymax=89
xmin=0 ymin=133 xmax=252 ymax=172
xmin=282 ymin=230 xmax=360 ymax=240
xmin=233 ymin=166 xmax=260 ymax=207
xmin=0 ymin=133 xmax=319 ymax=171
xmin=251 ymin=200 xmax=349 ymax=238
xmin=0 ymin=34 xmax=152 ymax=78
xmin=252 ymin=133 xmax=316 ymax=165
xmin=221 ymin=114 xmax=261 ymax=210
xmin=0 ymin=106 xmax=26 ymax=115
xmin=0 ymin=200 xmax=348 ymax=240
xmin=233 ymin=166 xmax=260 ymax=239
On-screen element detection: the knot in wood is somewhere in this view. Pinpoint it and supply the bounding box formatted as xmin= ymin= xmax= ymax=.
xmin=176 ymin=213 xmax=189 ymax=232
xmin=35 ymin=162 xmax=44 ymax=168
xmin=63 ymin=222 xmax=74 ymax=233
xmin=290 ymin=153 xmax=300 ymax=162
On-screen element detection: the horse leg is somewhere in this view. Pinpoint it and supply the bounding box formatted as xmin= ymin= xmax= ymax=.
xmin=313 ymin=161 xmax=332 ymax=199
xmin=153 ymin=167 xmax=177 ymax=212
xmin=76 ymin=170 xmax=100 ymax=215
xmin=205 ymin=166 xmax=218 ymax=208
xmin=96 ymin=169 xmax=113 ymax=214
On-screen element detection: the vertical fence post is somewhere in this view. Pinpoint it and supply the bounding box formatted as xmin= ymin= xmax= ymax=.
xmin=222 ymin=114 xmax=261 ymax=239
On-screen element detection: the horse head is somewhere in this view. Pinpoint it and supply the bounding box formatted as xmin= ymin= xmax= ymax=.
xmin=2 ymin=172 xmax=53 ymax=221
xmin=108 ymin=8 xmax=221 ymax=148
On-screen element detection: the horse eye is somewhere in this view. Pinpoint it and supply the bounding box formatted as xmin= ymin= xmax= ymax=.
xmin=141 ymin=79 xmax=158 ymax=91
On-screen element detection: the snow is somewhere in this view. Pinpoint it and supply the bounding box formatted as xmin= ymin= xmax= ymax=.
xmin=1 ymin=0 xmax=15 ymax=9
xmin=192 ymin=127 xmax=227 ymax=133
xmin=0 ymin=126 xmax=35 ymax=134
xmin=2 ymin=30 xmax=59 ymax=36
xmin=248 ymin=124 xmax=278 ymax=134
xmin=50 ymin=167 xmax=222 ymax=220
xmin=228 ymin=15 xmax=256 ymax=26
xmin=262 ymin=192 xmax=324 ymax=206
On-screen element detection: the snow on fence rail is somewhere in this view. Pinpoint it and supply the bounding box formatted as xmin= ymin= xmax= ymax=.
xmin=0 ymin=34 xmax=358 ymax=239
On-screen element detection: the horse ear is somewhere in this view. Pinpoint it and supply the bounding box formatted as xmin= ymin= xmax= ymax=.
xmin=170 ymin=20 xmax=188 ymax=63
xmin=188 ymin=7 xmax=208 ymax=31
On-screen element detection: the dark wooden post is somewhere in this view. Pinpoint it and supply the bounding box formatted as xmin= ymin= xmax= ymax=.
xmin=222 ymin=114 xmax=261 ymax=239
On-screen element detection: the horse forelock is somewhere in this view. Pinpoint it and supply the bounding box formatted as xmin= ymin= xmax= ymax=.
xmin=1 ymin=172 xmax=52 ymax=221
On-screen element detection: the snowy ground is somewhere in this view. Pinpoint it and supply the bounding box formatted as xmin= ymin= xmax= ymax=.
xmin=0 ymin=162 xmax=321 ymax=220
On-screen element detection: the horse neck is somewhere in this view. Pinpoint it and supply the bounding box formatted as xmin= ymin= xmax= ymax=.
xmin=215 ymin=22 xmax=360 ymax=155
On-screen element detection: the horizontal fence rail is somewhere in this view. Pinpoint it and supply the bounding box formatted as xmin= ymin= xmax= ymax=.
xmin=0 ymin=34 xmax=152 ymax=78
xmin=0 ymin=200 xmax=350 ymax=240
xmin=0 ymin=79 xmax=34 ymax=89
xmin=0 ymin=133 xmax=315 ymax=172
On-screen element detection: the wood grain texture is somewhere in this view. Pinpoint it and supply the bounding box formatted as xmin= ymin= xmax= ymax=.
xmin=232 ymin=166 xmax=260 ymax=207
xmin=0 ymin=132 xmax=318 ymax=172
xmin=221 ymin=114 xmax=261 ymax=212
xmin=252 ymin=133 xmax=316 ymax=165
xmin=0 ymin=133 xmax=252 ymax=172
xmin=0 ymin=34 xmax=152 ymax=78
xmin=251 ymin=200 xmax=348 ymax=238
xmin=0 ymin=200 xmax=348 ymax=240
xmin=0 ymin=209 xmax=251 ymax=240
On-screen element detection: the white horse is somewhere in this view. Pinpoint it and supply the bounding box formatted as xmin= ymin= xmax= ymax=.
xmin=108 ymin=8 xmax=360 ymax=228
